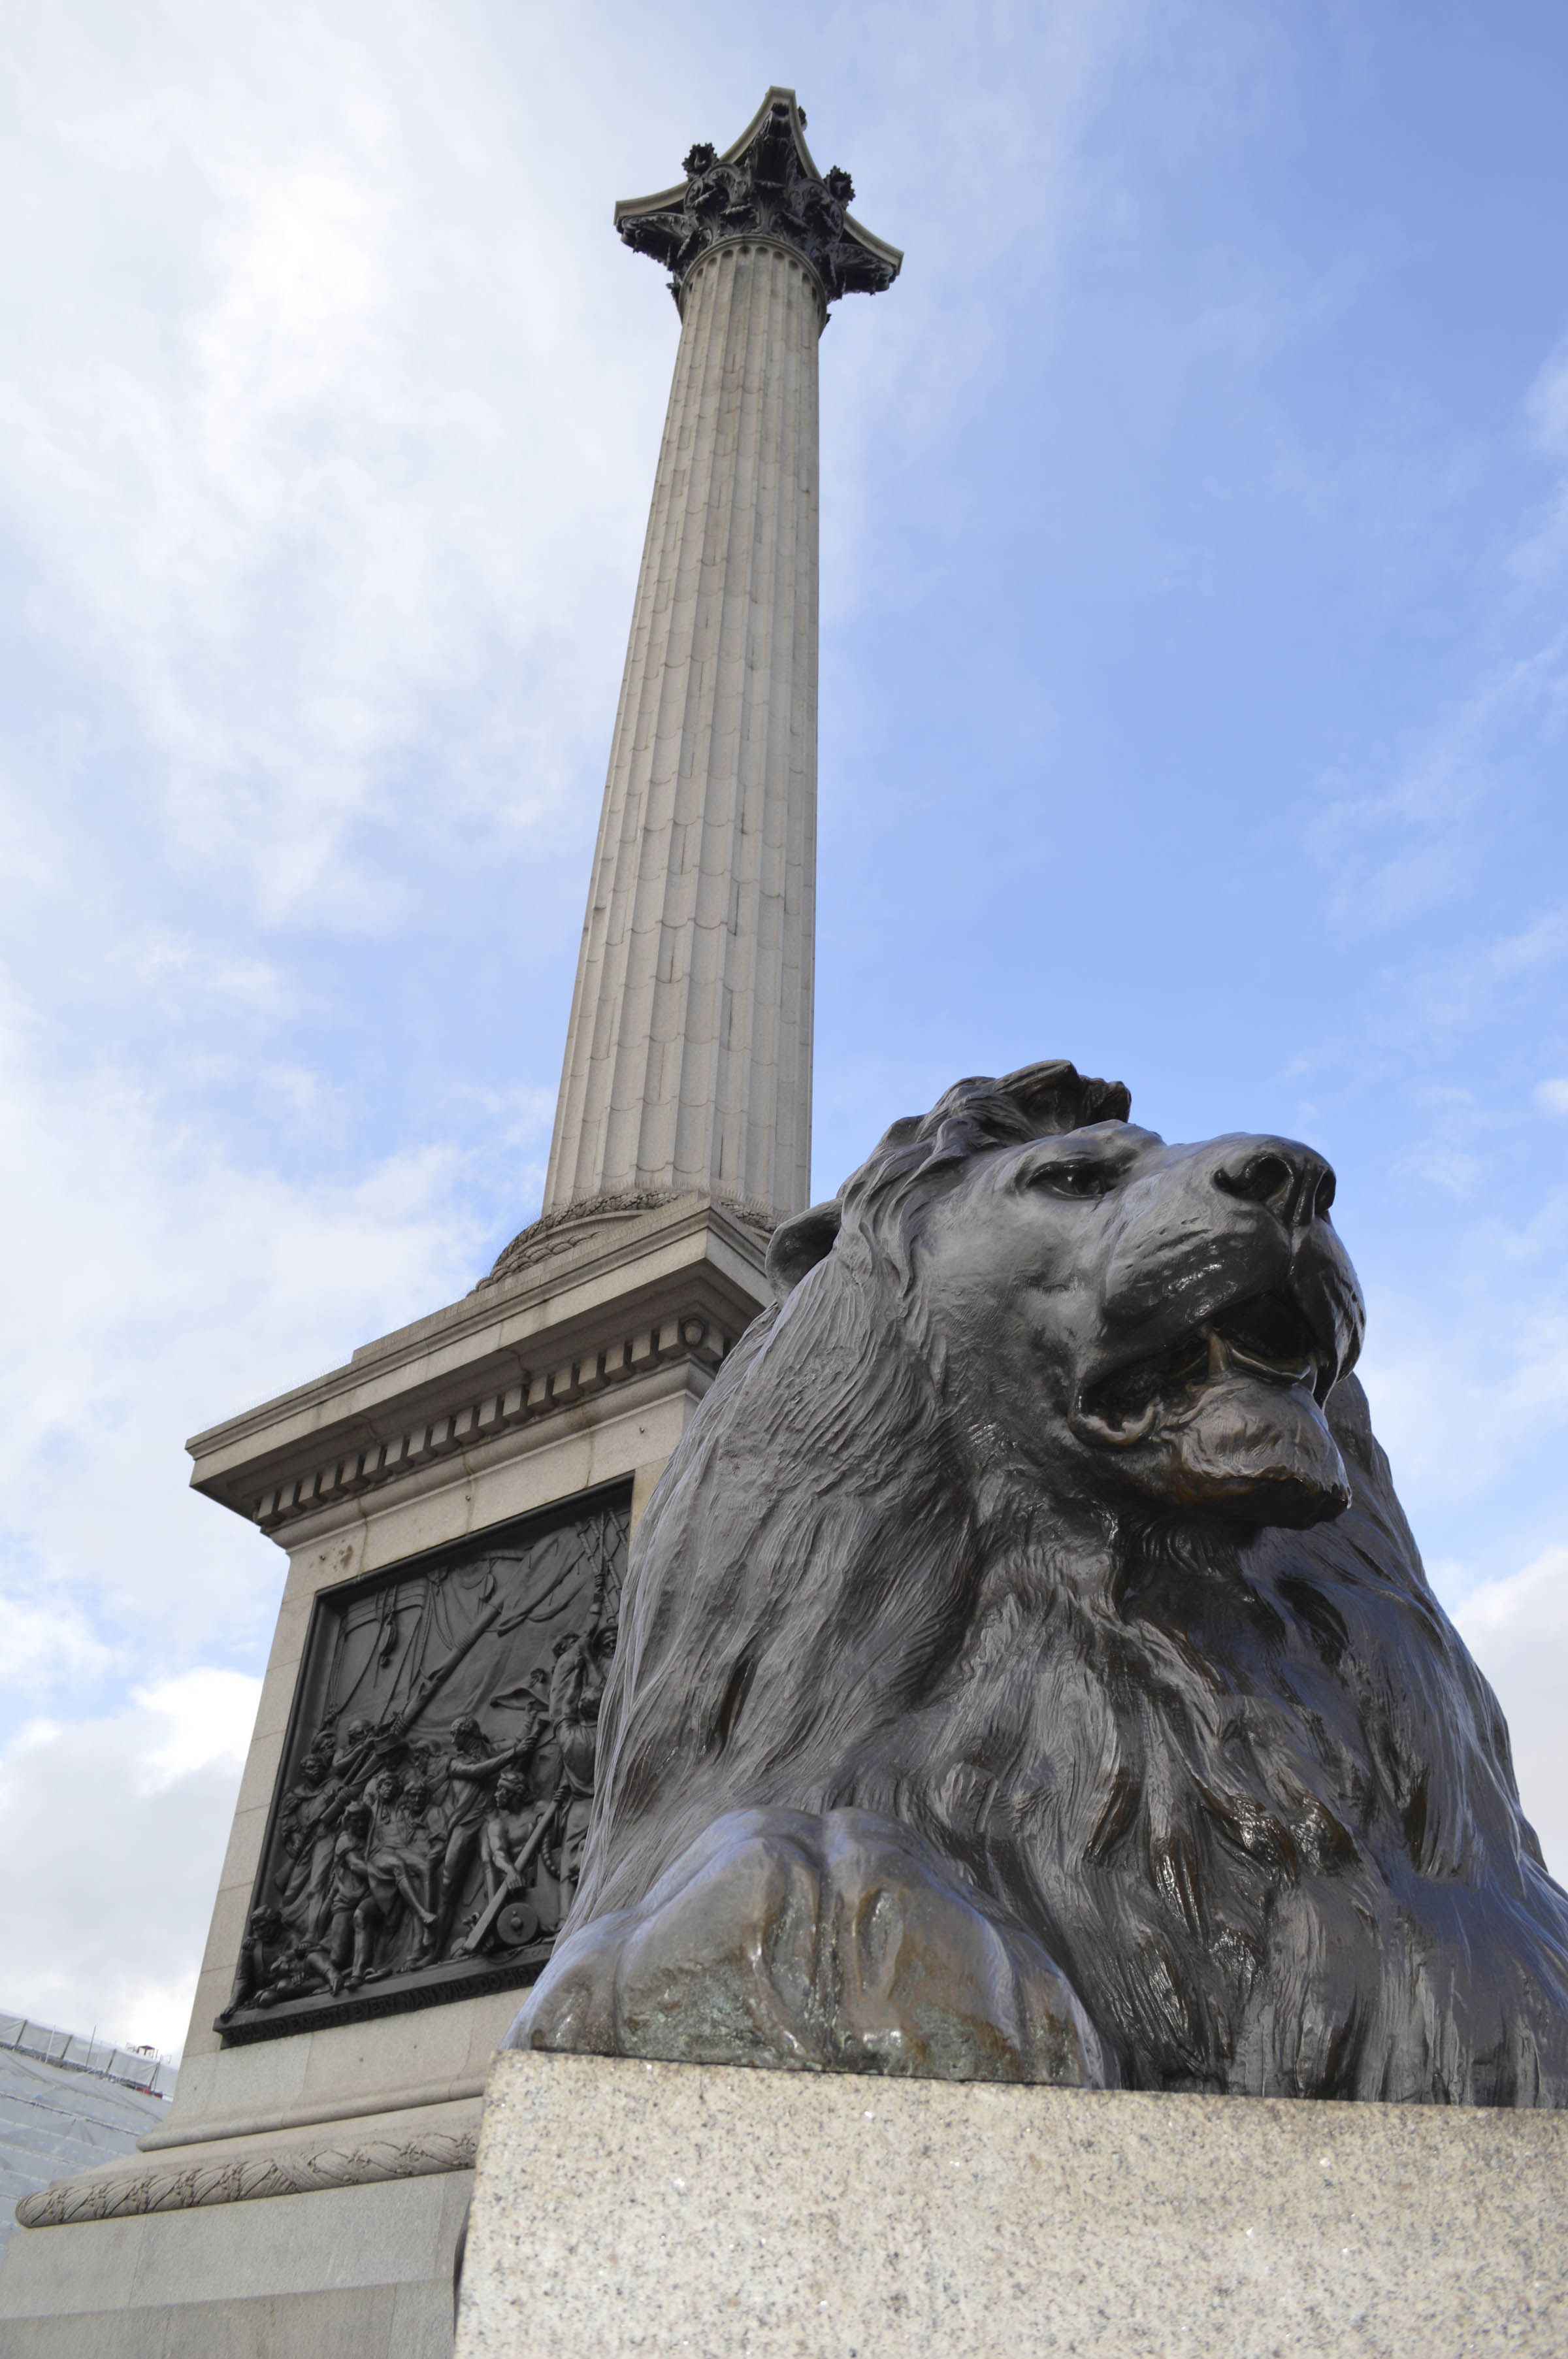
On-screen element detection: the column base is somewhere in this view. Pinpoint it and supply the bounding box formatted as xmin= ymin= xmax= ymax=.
xmin=0 ymin=2162 xmax=470 ymax=2359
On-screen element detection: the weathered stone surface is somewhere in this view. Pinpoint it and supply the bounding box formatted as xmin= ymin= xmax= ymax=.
xmin=457 ymin=2050 xmax=1568 ymax=2358
xmin=0 ymin=2164 xmax=470 ymax=2359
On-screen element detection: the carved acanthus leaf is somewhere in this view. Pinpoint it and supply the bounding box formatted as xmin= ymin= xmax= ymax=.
xmin=615 ymin=90 xmax=900 ymax=306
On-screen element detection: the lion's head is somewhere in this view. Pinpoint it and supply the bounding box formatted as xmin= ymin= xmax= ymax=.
xmin=774 ymin=1061 xmax=1364 ymax=1534
xmin=513 ymin=1063 xmax=1568 ymax=2103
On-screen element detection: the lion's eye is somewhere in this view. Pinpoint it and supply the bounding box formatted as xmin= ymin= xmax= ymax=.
xmin=1030 ymin=1163 xmax=1115 ymax=1198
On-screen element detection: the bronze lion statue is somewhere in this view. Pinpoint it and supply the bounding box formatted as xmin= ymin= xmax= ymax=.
xmin=508 ymin=1062 xmax=1568 ymax=2103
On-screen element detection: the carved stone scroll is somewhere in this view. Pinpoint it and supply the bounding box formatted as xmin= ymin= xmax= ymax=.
xmin=221 ymin=1485 xmax=629 ymax=2043
xmin=16 ymin=2126 xmax=477 ymax=2228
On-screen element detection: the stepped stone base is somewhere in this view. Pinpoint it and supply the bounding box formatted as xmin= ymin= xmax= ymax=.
xmin=0 ymin=2164 xmax=469 ymax=2359
xmin=456 ymin=2049 xmax=1568 ymax=2359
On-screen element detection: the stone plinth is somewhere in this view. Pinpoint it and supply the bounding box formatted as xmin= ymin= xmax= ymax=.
xmin=0 ymin=2153 xmax=470 ymax=2359
xmin=170 ymin=1191 xmax=766 ymax=2101
xmin=455 ymin=2051 xmax=1568 ymax=2359
xmin=0 ymin=1198 xmax=770 ymax=2355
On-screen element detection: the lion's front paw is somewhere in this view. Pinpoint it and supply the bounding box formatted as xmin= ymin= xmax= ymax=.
xmin=507 ymin=1807 xmax=1115 ymax=2088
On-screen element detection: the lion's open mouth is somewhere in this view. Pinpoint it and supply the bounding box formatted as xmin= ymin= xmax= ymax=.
xmin=1079 ymin=1287 xmax=1325 ymax=1445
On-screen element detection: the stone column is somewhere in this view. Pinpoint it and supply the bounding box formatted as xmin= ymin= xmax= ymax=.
xmin=544 ymin=238 xmax=821 ymax=1224
xmin=542 ymin=89 xmax=900 ymax=1230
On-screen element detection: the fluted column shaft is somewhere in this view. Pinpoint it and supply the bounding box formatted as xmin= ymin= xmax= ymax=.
xmin=544 ymin=238 xmax=821 ymax=1225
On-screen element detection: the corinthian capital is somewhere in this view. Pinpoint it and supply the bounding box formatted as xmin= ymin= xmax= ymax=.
xmin=614 ymin=87 xmax=902 ymax=308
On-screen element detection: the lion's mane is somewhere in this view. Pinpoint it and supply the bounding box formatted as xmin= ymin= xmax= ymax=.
xmin=570 ymin=1066 xmax=1568 ymax=2103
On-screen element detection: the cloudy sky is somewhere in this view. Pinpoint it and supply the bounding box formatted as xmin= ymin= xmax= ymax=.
xmin=1 ymin=1 xmax=1565 ymax=2058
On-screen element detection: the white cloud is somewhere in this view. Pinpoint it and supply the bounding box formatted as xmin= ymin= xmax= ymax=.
xmin=0 ymin=0 xmax=1198 ymax=935
xmin=1526 ymin=340 xmax=1568 ymax=461
xmin=1303 ymin=316 xmax=1568 ymax=946
xmin=0 ymin=1 xmax=677 ymax=929
xmin=1358 ymin=1191 xmax=1568 ymax=1509
xmin=1311 ymin=655 xmax=1568 ymax=936
xmin=0 ymin=1597 xmax=112 ymax=1698
xmin=0 ymin=1674 xmax=259 ymax=2055
xmin=1536 ymin=1078 xmax=1568 ymax=1116
xmin=0 ymin=983 xmax=487 ymax=1662
xmin=1455 ymin=1546 xmax=1568 ymax=1887
xmin=132 ymin=1670 xmax=261 ymax=1792
xmin=1512 ymin=334 xmax=1568 ymax=580
xmin=1367 ymin=905 xmax=1568 ymax=1052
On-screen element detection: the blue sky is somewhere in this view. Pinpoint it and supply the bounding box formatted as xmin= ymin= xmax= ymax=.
xmin=1 ymin=0 xmax=1565 ymax=2051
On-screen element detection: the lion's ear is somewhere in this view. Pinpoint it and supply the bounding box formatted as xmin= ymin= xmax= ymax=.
xmin=999 ymin=1061 xmax=1132 ymax=1134
xmin=766 ymin=1200 xmax=843 ymax=1298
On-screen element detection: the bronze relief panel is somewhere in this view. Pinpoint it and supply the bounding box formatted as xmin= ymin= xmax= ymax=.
xmin=220 ymin=1482 xmax=629 ymax=2042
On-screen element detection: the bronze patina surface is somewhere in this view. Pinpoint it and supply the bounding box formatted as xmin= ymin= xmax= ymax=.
xmin=510 ymin=1061 xmax=1568 ymax=2103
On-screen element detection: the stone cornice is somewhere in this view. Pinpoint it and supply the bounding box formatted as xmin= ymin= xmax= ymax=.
xmin=246 ymin=1315 xmax=723 ymax=1537
xmin=186 ymin=1195 xmax=770 ymax=1529
xmin=615 ymin=86 xmax=901 ymax=308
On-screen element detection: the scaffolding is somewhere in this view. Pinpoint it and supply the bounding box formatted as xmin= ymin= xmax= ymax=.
xmin=0 ymin=2013 xmax=176 ymax=2102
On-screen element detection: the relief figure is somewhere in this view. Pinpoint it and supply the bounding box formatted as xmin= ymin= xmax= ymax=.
xmin=223 ymin=1493 xmax=629 ymax=2036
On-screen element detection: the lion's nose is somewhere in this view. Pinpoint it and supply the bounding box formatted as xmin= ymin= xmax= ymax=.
xmin=1213 ymin=1140 xmax=1336 ymax=1225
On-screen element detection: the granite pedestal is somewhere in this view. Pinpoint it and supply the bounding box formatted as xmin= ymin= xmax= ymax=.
xmin=0 ymin=2125 xmax=472 ymax=2359
xmin=455 ymin=2050 xmax=1568 ymax=2359
xmin=0 ymin=1196 xmax=770 ymax=2356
